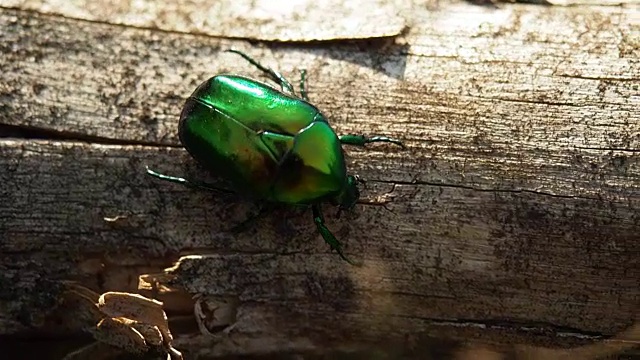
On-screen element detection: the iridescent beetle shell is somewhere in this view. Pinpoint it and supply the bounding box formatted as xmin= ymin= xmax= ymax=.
xmin=179 ymin=75 xmax=347 ymax=205
xmin=146 ymin=50 xmax=404 ymax=264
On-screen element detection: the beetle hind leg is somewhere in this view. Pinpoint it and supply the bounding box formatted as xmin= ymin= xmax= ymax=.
xmin=312 ymin=205 xmax=359 ymax=266
xmin=339 ymin=134 xmax=405 ymax=149
xmin=229 ymin=204 xmax=273 ymax=233
xmin=299 ymin=69 xmax=309 ymax=101
xmin=146 ymin=166 xmax=234 ymax=194
xmin=226 ymin=49 xmax=295 ymax=95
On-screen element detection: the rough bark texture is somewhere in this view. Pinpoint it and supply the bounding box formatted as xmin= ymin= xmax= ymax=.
xmin=0 ymin=1 xmax=639 ymax=359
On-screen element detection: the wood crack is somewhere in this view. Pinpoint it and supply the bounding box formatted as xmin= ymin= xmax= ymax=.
xmin=0 ymin=124 xmax=182 ymax=148
xmin=369 ymin=179 xmax=600 ymax=200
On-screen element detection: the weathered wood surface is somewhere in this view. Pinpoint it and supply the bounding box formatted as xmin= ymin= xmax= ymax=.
xmin=0 ymin=0 xmax=407 ymax=41
xmin=0 ymin=0 xmax=639 ymax=358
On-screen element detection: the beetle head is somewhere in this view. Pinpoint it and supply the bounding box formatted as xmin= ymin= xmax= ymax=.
xmin=335 ymin=175 xmax=363 ymax=218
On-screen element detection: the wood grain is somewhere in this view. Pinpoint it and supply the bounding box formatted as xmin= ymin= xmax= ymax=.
xmin=0 ymin=0 xmax=406 ymax=41
xmin=0 ymin=1 xmax=639 ymax=358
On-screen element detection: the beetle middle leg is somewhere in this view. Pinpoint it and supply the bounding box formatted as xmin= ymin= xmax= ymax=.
xmin=339 ymin=134 xmax=405 ymax=149
xmin=226 ymin=49 xmax=294 ymax=95
xmin=312 ymin=205 xmax=358 ymax=266
xmin=146 ymin=167 xmax=234 ymax=194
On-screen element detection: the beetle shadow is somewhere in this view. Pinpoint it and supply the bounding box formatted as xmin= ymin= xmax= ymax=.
xmin=255 ymin=36 xmax=411 ymax=81
xmin=181 ymin=163 xmax=319 ymax=249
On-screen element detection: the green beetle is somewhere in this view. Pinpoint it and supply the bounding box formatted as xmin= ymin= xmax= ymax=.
xmin=147 ymin=50 xmax=403 ymax=264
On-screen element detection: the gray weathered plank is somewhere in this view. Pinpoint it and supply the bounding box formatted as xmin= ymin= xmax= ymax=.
xmin=1 ymin=138 xmax=638 ymax=352
xmin=1 ymin=5 xmax=638 ymax=196
xmin=0 ymin=1 xmax=639 ymax=358
xmin=0 ymin=0 xmax=406 ymax=41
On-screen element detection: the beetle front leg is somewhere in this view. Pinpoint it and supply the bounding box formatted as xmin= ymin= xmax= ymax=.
xmin=146 ymin=166 xmax=234 ymax=194
xmin=339 ymin=134 xmax=405 ymax=148
xmin=312 ymin=205 xmax=358 ymax=265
